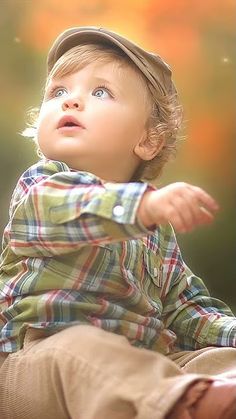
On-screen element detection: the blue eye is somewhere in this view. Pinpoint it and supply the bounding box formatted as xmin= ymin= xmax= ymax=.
xmin=54 ymin=87 xmax=67 ymax=98
xmin=93 ymin=86 xmax=111 ymax=99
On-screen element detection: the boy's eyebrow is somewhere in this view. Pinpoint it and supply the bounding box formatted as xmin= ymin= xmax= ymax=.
xmin=92 ymin=76 xmax=123 ymax=93
xmin=92 ymin=76 xmax=114 ymax=83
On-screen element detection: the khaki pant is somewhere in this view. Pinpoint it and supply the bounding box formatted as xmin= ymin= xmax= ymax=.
xmin=0 ymin=325 xmax=235 ymax=419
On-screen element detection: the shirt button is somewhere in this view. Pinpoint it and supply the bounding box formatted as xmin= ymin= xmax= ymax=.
xmin=153 ymin=267 xmax=158 ymax=277
xmin=113 ymin=205 xmax=125 ymax=217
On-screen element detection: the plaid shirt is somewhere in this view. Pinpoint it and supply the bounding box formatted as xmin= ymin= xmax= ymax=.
xmin=0 ymin=159 xmax=235 ymax=353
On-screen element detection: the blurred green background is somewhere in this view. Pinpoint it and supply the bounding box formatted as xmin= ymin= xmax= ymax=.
xmin=0 ymin=0 xmax=235 ymax=310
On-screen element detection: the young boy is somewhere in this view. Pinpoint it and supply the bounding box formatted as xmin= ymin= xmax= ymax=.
xmin=0 ymin=26 xmax=236 ymax=419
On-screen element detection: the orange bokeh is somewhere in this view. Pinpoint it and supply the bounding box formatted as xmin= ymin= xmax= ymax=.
xmin=16 ymin=0 xmax=234 ymax=182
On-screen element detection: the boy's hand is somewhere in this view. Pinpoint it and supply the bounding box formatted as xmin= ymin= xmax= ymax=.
xmin=138 ymin=182 xmax=219 ymax=233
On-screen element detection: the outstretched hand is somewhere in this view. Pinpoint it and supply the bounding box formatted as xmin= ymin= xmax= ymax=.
xmin=138 ymin=182 xmax=219 ymax=233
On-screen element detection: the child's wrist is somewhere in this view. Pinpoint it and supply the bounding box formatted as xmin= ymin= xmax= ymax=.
xmin=137 ymin=190 xmax=156 ymax=228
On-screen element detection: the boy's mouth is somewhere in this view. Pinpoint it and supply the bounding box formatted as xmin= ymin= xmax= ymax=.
xmin=57 ymin=115 xmax=85 ymax=130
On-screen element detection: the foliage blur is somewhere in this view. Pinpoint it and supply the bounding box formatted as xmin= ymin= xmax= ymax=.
xmin=0 ymin=0 xmax=235 ymax=310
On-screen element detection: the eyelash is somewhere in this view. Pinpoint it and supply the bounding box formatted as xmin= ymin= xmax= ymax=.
xmin=45 ymin=86 xmax=66 ymax=100
xmin=45 ymin=84 xmax=114 ymax=100
xmin=94 ymin=84 xmax=114 ymax=98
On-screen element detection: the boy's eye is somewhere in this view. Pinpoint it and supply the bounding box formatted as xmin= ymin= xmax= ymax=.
xmin=92 ymin=86 xmax=112 ymax=99
xmin=45 ymin=86 xmax=68 ymax=100
xmin=53 ymin=87 xmax=68 ymax=98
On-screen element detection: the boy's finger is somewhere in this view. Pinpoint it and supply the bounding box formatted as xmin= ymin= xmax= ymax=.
xmin=199 ymin=206 xmax=215 ymax=223
xmin=191 ymin=186 xmax=219 ymax=211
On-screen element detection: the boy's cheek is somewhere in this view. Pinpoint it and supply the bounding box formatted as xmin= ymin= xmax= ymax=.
xmin=36 ymin=118 xmax=45 ymax=142
xmin=37 ymin=106 xmax=47 ymax=126
xmin=36 ymin=117 xmax=50 ymax=149
xmin=37 ymin=105 xmax=55 ymax=132
xmin=38 ymin=100 xmax=57 ymax=117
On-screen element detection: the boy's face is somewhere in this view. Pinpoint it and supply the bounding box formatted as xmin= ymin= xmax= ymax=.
xmin=37 ymin=60 xmax=151 ymax=182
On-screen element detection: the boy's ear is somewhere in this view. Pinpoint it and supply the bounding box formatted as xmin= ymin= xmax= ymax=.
xmin=134 ymin=133 xmax=165 ymax=161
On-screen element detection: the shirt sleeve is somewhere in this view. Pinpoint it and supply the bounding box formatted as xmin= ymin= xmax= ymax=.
xmin=7 ymin=160 xmax=152 ymax=257
xmin=161 ymin=224 xmax=236 ymax=350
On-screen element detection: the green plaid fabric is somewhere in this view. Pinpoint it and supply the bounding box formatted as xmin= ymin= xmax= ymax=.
xmin=0 ymin=160 xmax=235 ymax=353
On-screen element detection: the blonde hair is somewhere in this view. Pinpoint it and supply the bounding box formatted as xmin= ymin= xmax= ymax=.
xmin=23 ymin=43 xmax=182 ymax=181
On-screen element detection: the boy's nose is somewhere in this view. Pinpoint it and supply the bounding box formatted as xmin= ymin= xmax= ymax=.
xmin=62 ymin=97 xmax=83 ymax=111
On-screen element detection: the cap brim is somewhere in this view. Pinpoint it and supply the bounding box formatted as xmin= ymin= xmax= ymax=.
xmin=47 ymin=27 xmax=175 ymax=96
